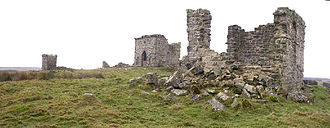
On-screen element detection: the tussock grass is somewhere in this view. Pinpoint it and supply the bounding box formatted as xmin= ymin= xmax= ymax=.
xmin=0 ymin=70 xmax=104 ymax=82
xmin=0 ymin=67 xmax=329 ymax=127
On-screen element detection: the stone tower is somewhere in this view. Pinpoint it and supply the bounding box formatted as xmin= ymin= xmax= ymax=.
xmin=273 ymin=7 xmax=305 ymax=91
xmin=133 ymin=34 xmax=181 ymax=67
xmin=42 ymin=54 xmax=57 ymax=70
xmin=186 ymin=9 xmax=212 ymax=57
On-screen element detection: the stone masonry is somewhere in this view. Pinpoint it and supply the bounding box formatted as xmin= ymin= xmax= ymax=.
xmin=133 ymin=34 xmax=181 ymax=67
xmin=42 ymin=54 xmax=57 ymax=70
xmin=180 ymin=7 xmax=305 ymax=96
xmin=226 ymin=7 xmax=305 ymax=92
xmin=132 ymin=8 xmax=306 ymax=100
xmin=131 ymin=7 xmax=311 ymax=102
xmin=186 ymin=9 xmax=212 ymax=57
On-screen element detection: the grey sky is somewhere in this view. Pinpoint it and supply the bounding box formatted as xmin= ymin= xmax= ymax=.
xmin=0 ymin=0 xmax=329 ymax=78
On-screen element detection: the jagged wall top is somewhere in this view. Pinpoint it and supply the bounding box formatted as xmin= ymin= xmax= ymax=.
xmin=134 ymin=34 xmax=167 ymax=40
xmin=186 ymin=9 xmax=212 ymax=57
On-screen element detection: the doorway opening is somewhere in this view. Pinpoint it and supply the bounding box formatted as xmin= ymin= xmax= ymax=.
xmin=142 ymin=51 xmax=147 ymax=66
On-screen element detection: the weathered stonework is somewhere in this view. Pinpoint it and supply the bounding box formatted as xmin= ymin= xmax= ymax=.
xmin=133 ymin=34 xmax=181 ymax=67
xmin=226 ymin=7 xmax=305 ymax=92
xmin=42 ymin=54 xmax=57 ymax=70
xmin=180 ymin=7 xmax=305 ymax=96
xmin=186 ymin=9 xmax=212 ymax=57
xmin=102 ymin=61 xmax=110 ymax=68
xmin=131 ymin=7 xmax=310 ymax=102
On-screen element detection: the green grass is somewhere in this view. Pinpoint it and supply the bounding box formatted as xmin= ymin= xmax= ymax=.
xmin=0 ymin=67 xmax=329 ymax=127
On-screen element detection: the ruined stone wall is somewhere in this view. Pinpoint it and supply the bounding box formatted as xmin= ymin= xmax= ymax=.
xmin=273 ymin=7 xmax=305 ymax=91
xmin=186 ymin=9 xmax=212 ymax=57
xmin=42 ymin=54 xmax=57 ymax=70
xmin=133 ymin=34 xmax=181 ymax=67
xmin=226 ymin=24 xmax=276 ymax=66
xmin=226 ymin=7 xmax=305 ymax=92
xmin=166 ymin=42 xmax=181 ymax=67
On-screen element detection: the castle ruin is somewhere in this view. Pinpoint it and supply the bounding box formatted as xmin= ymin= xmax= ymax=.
xmin=133 ymin=7 xmax=307 ymax=100
xmin=133 ymin=34 xmax=181 ymax=67
xmin=180 ymin=7 xmax=305 ymax=96
xmin=42 ymin=54 xmax=57 ymax=70
xmin=226 ymin=8 xmax=305 ymax=93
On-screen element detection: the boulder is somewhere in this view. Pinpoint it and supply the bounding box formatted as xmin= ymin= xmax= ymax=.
xmin=216 ymin=92 xmax=229 ymax=101
xmin=171 ymin=89 xmax=188 ymax=96
xmin=231 ymin=99 xmax=239 ymax=108
xmin=287 ymin=92 xmax=313 ymax=103
xmin=113 ymin=62 xmax=130 ymax=68
xmin=137 ymin=85 xmax=144 ymax=88
xmin=244 ymin=84 xmax=257 ymax=94
xmin=165 ymin=71 xmax=182 ymax=87
xmin=140 ymin=91 xmax=151 ymax=95
xmin=256 ymin=85 xmax=265 ymax=98
xmin=201 ymin=90 xmax=210 ymax=97
xmin=322 ymin=82 xmax=330 ymax=88
xmin=303 ymin=79 xmax=318 ymax=85
xmin=205 ymin=71 xmax=217 ymax=80
xmin=84 ymin=93 xmax=93 ymax=97
xmin=234 ymin=78 xmax=245 ymax=89
xmin=190 ymin=65 xmax=204 ymax=75
xmin=165 ymin=86 xmax=174 ymax=92
xmin=173 ymin=83 xmax=185 ymax=89
xmin=242 ymin=88 xmax=251 ymax=98
xmin=158 ymin=77 xmax=168 ymax=86
xmin=192 ymin=94 xmax=202 ymax=101
xmin=208 ymin=98 xmax=225 ymax=111
xmin=129 ymin=77 xmax=144 ymax=84
xmin=144 ymin=73 xmax=158 ymax=85
xmin=207 ymin=89 xmax=216 ymax=94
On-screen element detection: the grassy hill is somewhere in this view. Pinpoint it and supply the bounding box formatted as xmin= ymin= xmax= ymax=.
xmin=0 ymin=67 xmax=329 ymax=127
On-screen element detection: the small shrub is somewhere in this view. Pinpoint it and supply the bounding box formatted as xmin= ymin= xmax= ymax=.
xmin=192 ymin=85 xmax=201 ymax=94
xmin=232 ymin=87 xmax=242 ymax=94
xmin=27 ymin=72 xmax=38 ymax=80
xmin=37 ymin=72 xmax=51 ymax=80
xmin=12 ymin=72 xmax=28 ymax=81
xmin=241 ymin=99 xmax=253 ymax=109
xmin=268 ymin=95 xmax=279 ymax=102
xmin=62 ymin=72 xmax=74 ymax=79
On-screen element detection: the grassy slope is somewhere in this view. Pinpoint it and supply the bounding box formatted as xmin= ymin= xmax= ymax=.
xmin=0 ymin=67 xmax=329 ymax=128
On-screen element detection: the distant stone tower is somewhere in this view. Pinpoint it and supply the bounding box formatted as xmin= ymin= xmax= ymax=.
xmin=133 ymin=34 xmax=181 ymax=67
xmin=102 ymin=61 xmax=110 ymax=68
xmin=186 ymin=9 xmax=212 ymax=57
xmin=42 ymin=54 xmax=57 ymax=70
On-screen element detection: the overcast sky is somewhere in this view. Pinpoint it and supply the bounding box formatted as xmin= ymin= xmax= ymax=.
xmin=0 ymin=0 xmax=329 ymax=78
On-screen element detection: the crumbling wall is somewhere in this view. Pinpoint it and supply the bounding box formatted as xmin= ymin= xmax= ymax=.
xmin=186 ymin=9 xmax=212 ymax=57
xmin=132 ymin=7 xmax=309 ymax=102
xmin=166 ymin=42 xmax=181 ymax=67
xmin=42 ymin=54 xmax=57 ymax=70
xmin=226 ymin=24 xmax=276 ymax=66
xmin=133 ymin=34 xmax=181 ymax=67
xmin=273 ymin=7 xmax=305 ymax=92
xmin=226 ymin=7 xmax=305 ymax=92
xmin=181 ymin=7 xmax=305 ymax=95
